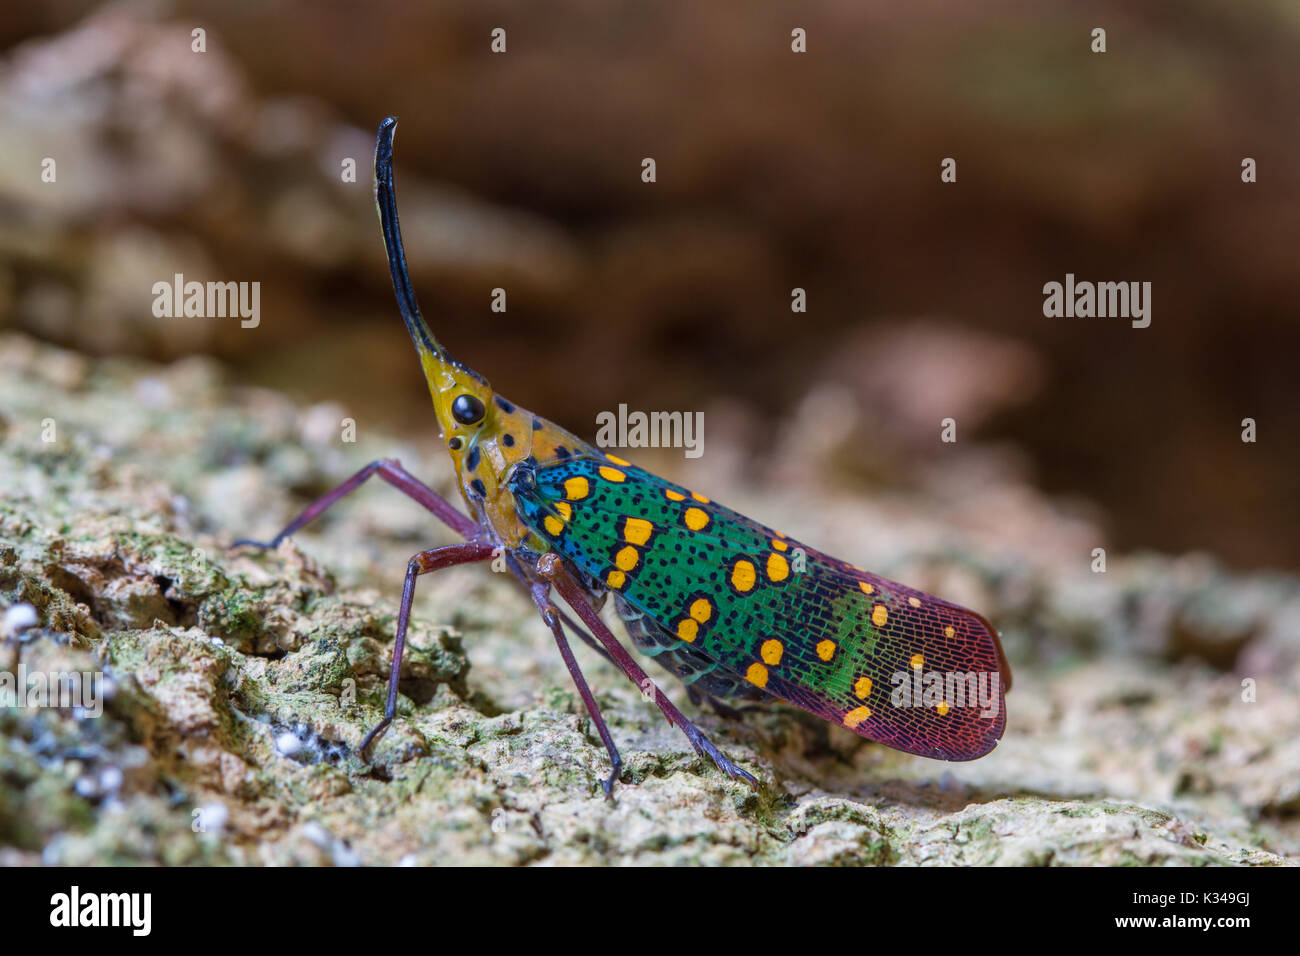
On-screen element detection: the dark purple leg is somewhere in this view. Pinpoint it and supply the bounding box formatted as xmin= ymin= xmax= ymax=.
xmin=557 ymin=608 xmax=616 ymax=666
xmin=230 ymin=458 xmax=479 ymax=547
xmin=538 ymin=556 xmax=758 ymax=788
xmin=686 ymin=687 xmax=748 ymax=721
xmin=529 ymin=583 xmax=623 ymax=799
xmin=359 ymin=540 xmax=497 ymax=759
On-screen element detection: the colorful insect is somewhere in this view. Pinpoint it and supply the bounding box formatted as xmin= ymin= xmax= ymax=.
xmin=235 ymin=117 xmax=1011 ymax=796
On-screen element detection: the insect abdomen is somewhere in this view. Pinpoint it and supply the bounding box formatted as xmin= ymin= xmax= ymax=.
xmin=615 ymin=594 xmax=768 ymax=703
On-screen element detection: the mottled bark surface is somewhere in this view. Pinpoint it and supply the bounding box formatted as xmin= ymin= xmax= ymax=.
xmin=2 ymin=335 xmax=1295 ymax=865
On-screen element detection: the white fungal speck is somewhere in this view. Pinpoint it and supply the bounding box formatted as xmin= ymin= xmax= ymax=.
xmin=302 ymin=821 xmax=332 ymax=848
xmin=197 ymin=803 xmax=229 ymax=833
xmin=3 ymin=603 xmax=39 ymax=637
xmin=332 ymin=842 xmax=361 ymax=867
xmin=275 ymin=732 xmax=302 ymax=757
xmin=99 ymin=766 xmax=124 ymax=792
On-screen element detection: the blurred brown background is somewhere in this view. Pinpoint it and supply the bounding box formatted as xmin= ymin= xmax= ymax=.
xmin=1 ymin=0 xmax=1297 ymax=569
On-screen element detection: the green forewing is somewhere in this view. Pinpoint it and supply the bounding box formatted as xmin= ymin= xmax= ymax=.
xmin=511 ymin=454 xmax=1009 ymax=760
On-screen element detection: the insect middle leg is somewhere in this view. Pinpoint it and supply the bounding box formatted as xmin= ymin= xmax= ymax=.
xmin=358 ymin=540 xmax=497 ymax=759
xmin=529 ymin=583 xmax=623 ymax=799
xmin=539 ymin=556 xmax=758 ymax=789
xmin=230 ymin=457 xmax=479 ymax=548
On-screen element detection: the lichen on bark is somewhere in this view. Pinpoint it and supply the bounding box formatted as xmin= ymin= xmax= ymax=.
xmin=1 ymin=334 xmax=1297 ymax=866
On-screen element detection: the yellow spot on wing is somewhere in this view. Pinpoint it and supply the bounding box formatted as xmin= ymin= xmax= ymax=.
xmin=606 ymin=570 xmax=626 ymax=589
xmin=676 ymin=619 xmax=699 ymax=642
xmin=623 ymin=517 xmax=653 ymax=545
xmin=683 ymin=507 xmax=710 ymax=531
xmin=908 ymin=596 xmax=922 ymax=608
xmin=854 ymin=676 xmax=872 ymax=699
xmin=936 ymin=701 xmax=950 ymax=716
xmin=691 ymin=491 xmax=709 ymax=503
xmin=615 ymin=546 xmax=639 ymax=571
xmin=731 ymin=559 xmax=757 ymax=593
xmin=816 ymin=640 xmax=835 ymax=661
xmin=859 ymin=582 xmax=874 ymax=595
xmin=543 ymin=516 xmax=565 ymax=535
xmin=689 ymin=598 xmax=713 ymax=623
xmin=554 ymin=501 xmax=572 ymax=520
xmin=871 ymin=604 xmax=888 ymax=627
xmin=564 ymin=476 xmax=589 ymax=500
xmin=606 ymin=454 xmax=631 ymax=466
xmin=766 ymin=552 xmax=790 ymax=582
xmin=665 ymin=489 xmax=686 ymax=502
xmin=843 ymin=705 xmax=871 ymax=729
xmin=760 ymin=639 xmax=783 ymax=666
xmin=944 ymin=625 xmax=955 ymax=638
xmin=771 ymin=538 xmax=789 ymax=552
xmin=910 ymin=653 xmax=924 ymax=669
xmin=599 ymin=466 xmax=626 ymax=482
xmin=746 ymin=662 xmax=768 ymax=688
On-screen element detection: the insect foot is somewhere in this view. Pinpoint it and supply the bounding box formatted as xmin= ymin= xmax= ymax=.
xmin=681 ymin=720 xmax=759 ymax=789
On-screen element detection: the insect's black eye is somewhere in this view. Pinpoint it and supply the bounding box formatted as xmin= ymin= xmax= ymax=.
xmin=451 ymin=394 xmax=486 ymax=425
xmin=447 ymin=436 xmax=463 ymax=450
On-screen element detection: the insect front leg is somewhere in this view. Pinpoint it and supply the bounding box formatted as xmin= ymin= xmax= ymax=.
xmin=230 ymin=457 xmax=480 ymax=548
xmin=528 ymin=583 xmax=624 ymax=799
xmin=359 ymin=540 xmax=497 ymax=760
xmin=538 ymin=556 xmax=759 ymax=790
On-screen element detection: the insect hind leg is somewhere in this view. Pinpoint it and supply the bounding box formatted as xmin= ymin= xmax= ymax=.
xmin=686 ymin=689 xmax=749 ymax=722
xmin=540 ymin=556 xmax=758 ymax=789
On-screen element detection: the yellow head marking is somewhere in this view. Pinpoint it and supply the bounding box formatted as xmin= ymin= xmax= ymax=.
xmin=816 ymin=639 xmax=835 ymax=661
xmin=910 ymin=653 xmax=924 ymax=669
xmin=599 ymin=466 xmax=626 ymax=483
xmin=623 ymin=517 xmax=653 ymax=545
xmin=615 ymin=546 xmax=639 ymax=572
xmin=731 ymin=559 xmax=757 ymax=593
xmin=745 ymin=662 xmax=769 ymax=688
xmin=676 ymin=618 xmax=699 ymax=642
xmin=854 ymin=676 xmax=873 ymax=699
xmin=871 ymin=604 xmax=888 ymax=627
xmin=760 ymin=639 xmax=783 ymax=666
xmin=843 ymin=705 xmax=871 ymax=729
xmin=689 ymin=598 xmax=713 ymax=623
xmin=683 ymin=507 xmax=710 ymax=531
xmin=564 ymin=476 xmax=590 ymax=500
xmin=766 ymin=552 xmax=790 ymax=582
